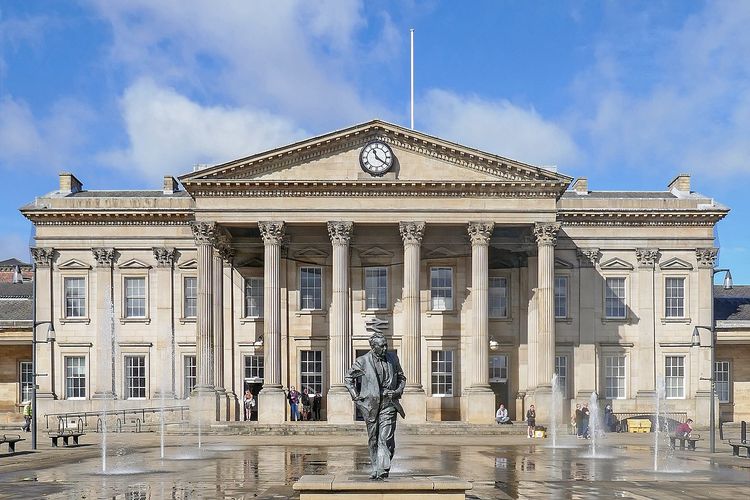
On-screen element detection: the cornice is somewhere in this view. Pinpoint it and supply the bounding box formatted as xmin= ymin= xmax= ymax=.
xmin=22 ymin=210 xmax=194 ymax=226
xmin=558 ymin=209 xmax=728 ymax=226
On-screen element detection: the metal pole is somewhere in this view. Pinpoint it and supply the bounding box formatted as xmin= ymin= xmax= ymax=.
xmin=410 ymin=28 xmax=414 ymax=130
xmin=31 ymin=263 xmax=37 ymax=450
xmin=710 ymin=275 xmax=716 ymax=453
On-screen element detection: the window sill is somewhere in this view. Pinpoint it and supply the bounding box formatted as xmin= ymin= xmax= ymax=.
xmin=360 ymin=309 xmax=392 ymax=316
xmin=660 ymin=317 xmax=691 ymax=324
xmin=295 ymin=310 xmax=327 ymax=317
xmin=120 ymin=317 xmax=151 ymax=325
xmin=489 ymin=317 xmax=512 ymax=322
xmin=426 ymin=310 xmax=456 ymax=317
xmin=240 ymin=317 xmax=264 ymax=324
xmin=59 ymin=317 xmax=91 ymax=325
xmin=601 ymin=317 xmax=629 ymax=324
xmin=555 ymin=317 xmax=573 ymax=324
xmin=179 ymin=317 xmax=196 ymax=324
xmin=65 ymin=397 xmax=87 ymax=401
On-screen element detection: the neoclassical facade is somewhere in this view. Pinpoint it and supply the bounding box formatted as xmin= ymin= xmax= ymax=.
xmin=22 ymin=120 xmax=729 ymax=425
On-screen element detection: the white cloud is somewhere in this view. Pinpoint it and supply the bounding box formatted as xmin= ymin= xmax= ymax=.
xmin=421 ymin=89 xmax=580 ymax=167
xmin=101 ymin=79 xmax=307 ymax=181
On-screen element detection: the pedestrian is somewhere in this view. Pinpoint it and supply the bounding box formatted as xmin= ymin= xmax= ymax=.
xmin=312 ymin=390 xmax=322 ymax=421
xmin=301 ymin=388 xmax=311 ymax=421
xmin=526 ymin=404 xmax=536 ymax=438
xmin=604 ymin=404 xmax=616 ymax=432
xmin=575 ymin=403 xmax=583 ymax=438
xmin=242 ymin=389 xmax=256 ymax=421
xmin=287 ymin=386 xmax=300 ymax=421
xmin=675 ymin=418 xmax=693 ymax=438
xmin=495 ymin=403 xmax=511 ymax=424
xmin=582 ymin=403 xmax=591 ymax=439
xmin=19 ymin=400 xmax=31 ymax=432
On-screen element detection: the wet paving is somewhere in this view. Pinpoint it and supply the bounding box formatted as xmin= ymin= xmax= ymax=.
xmin=0 ymin=433 xmax=749 ymax=499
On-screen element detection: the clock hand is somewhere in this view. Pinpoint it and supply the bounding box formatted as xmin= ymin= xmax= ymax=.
xmin=373 ymin=149 xmax=386 ymax=163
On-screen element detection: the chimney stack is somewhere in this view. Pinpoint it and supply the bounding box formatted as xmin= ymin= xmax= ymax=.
xmin=163 ymin=176 xmax=180 ymax=195
xmin=668 ymin=174 xmax=691 ymax=193
xmin=59 ymin=172 xmax=83 ymax=195
xmin=572 ymin=177 xmax=589 ymax=195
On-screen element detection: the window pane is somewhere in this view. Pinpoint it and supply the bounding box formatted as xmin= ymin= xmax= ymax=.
xmin=554 ymin=355 xmax=567 ymax=395
xmin=665 ymin=356 xmax=685 ymax=399
xmin=364 ymin=267 xmax=388 ymax=310
xmin=64 ymin=357 xmax=86 ymax=399
xmin=431 ymin=350 xmax=454 ymax=396
xmin=605 ymin=278 xmax=626 ymax=318
xmin=125 ymin=355 xmax=147 ymax=399
xmin=20 ymin=361 xmax=33 ymax=402
xmin=244 ymin=355 xmax=265 ymax=380
xmin=554 ymin=276 xmax=568 ymax=318
xmin=489 ymin=277 xmax=508 ymax=318
xmin=489 ymin=355 xmax=508 ymax=382
xmin=605 ymin=355 xmax=626 ymax=399
xmin=430 ymin=267 xmax=453 ymax=311
xmin=300 ymin=268 xmax=322 ymax=310
xmin=183 ymin=277 xmax=197 ymax=318
xmin=64 ymin=277 xmax=86 ymax=318
xmin=183 ymin=355 xmax=196 ymax=398
xmin=245 ymin=277 xmax=264 ymax=317
xmin=715 ymin=361 xmax=730 ymax=403
xmin=300 ymin=350 xmax=323 ymax=394
xmin=665 ymin=277 xmax=685 ymax=318
xmin=125 ymin=277 xmax=147 ymax=318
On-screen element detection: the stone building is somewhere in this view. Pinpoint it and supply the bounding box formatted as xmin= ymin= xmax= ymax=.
xmin=20 ymin=120 xmax=731 ymax=426
xmin=715 ymin=285 xmax=750 ymax=422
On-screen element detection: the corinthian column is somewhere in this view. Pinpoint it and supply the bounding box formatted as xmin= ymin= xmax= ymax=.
xmin=326 ymin=221 xmax=354 ymax=423
xmin=190 ymin=222 xmax=216 ymax=394
xmin=214 ymin=232 xmax=233 ymax=421
xmin=258 ymin=221 xmax=286 ymax=423
xmin=31 ymin=248 xmax=56 ymax=402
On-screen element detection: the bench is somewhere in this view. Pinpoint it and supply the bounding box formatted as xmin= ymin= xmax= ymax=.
xmin=669 ymin=433 xmax=701 ymax=451
xmin=48 ymin=430 xmax=85 ymax=447
xmin=0 ymin=434 xmax=25 ymax=454
xmin=728 ymin=440 xmax=750 ymax=458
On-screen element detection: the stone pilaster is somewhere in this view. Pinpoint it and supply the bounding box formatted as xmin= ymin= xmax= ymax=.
xmin=575 ymin=248 xmax=600 ymax=399
xmin=218 ymin=244 xmax=236 ymax=420
xmin=327 ymin=221 xmax=355 ymax=423
xmin=31 ymin=248 xmax=56 ymax=400
xmin=399 ymin=221 xmax=426 ymax=422
xmin=635 ymin=248 xmax=660 ymax=402
xmin=464 ymin=221 xmax=496 ymax=424
xmin=696 ymin=248 xmax=718 ymax=404
xmin=212 ymin=229 xmax=231 ymax=421
xmin=91 ymin=248 xmax=117 ymax=399
xmin=532 ymin=222 xmax=560 ymax=423
xmin=258 ymin=221 xmax=286 ymax=423
xmin=153 ymin=247 xmax=176 ymax=399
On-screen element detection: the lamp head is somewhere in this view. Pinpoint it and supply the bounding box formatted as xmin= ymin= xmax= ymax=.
xmin=46 ymin=323 xmax=56 ymax=343
xmin=691 ymin=327 xmax=701 ymax=347
xmin=723 ymin=270 xmax=733 ymax=290
xmin=489 ymin=338 xmax=499 ymax=351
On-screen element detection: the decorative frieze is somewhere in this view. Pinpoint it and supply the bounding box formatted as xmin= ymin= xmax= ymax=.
xmin=92 ymin=248 xmax=115 ymax=268
xmin=635 ymin=248 xmax=660 ymax=268
xmin=258 ymin=221 xmax=285 ymax=246
xmin=327 ymin=221 xmax=354 ymax=245
xmin=696 ymin=247 xmax=719 ymax=269
xmin=190 ymin=221 xmax=218 ymax=246
xmin=576 ymin=248 xmax=601 ymax=267
xmin=467 ymin=222 xmax=494 ymax=246
xmin=30 ymin=247 xmax=54 ymax=267
xmin=399 ymin=221 xmax=426 ymax=245
xmin=153 ymin=247 xmax=176 ymax=268
xmin=533 ymin=222 xmax=561 ymax=246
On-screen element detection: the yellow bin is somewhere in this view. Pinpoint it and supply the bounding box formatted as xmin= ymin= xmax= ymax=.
xmin=628 ymin=418 xmax=652 ymax=433
xmin=534 ymin=430 xmax=547 ymax=438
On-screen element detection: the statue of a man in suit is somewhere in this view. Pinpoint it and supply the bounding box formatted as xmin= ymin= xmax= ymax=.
xmin=345 ymin=332 xmax=406 ymax=480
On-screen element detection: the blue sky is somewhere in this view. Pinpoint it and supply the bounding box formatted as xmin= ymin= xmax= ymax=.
xmin=1 ymin=1 xmax=749 ymax=281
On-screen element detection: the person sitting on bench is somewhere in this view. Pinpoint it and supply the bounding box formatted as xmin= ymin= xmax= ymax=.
xmin=495 ymin=403 xmax=512 ymax=424
xmin=675 ymin=418 xmax=693 ymax=438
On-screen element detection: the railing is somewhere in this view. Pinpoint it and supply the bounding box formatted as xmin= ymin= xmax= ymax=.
xmin=45 ymin=405 xmax=189 ymax=433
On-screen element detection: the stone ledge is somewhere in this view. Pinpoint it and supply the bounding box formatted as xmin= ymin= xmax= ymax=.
xmin=293 ymin=474 xmax=472 ymax=499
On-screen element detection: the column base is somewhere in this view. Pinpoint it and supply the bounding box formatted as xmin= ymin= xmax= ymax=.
xmin=190 ymin=388 xmax=217 ymax=425
xmin=92 ymin=391 xmax=117 ymax=400
xmin=401 ymin=387 xmax=426 ymax=423
xmin=462 ymin=387 xmax=495 ymax=424
xmin=532 ymin=385 xmax=553 ymax=425
xmin=327 ymin=387 xmax=354 ymax=424
xmin=215 ymin=388 xmax=228 ymax=421
xmin=258 ymin=387 xmax=287 ymax=424
xmin=693 ymin=390 xmax=713 ymax=430
xmin=224 ymin=391 xmax=238 ymax=421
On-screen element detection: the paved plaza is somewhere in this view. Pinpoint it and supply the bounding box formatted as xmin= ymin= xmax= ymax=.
xmin=0 ymin=430 xmax=749 ymax=499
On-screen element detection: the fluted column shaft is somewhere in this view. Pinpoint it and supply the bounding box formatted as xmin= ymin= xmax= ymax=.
xmin=328 ymin=221 xmax=353 ymax=389
xmin=468 ymin=222 xmax=494 ymax=388
xmin=259 ymin=221 xmax=284 ymax=388
xmin=192 ymin=222 xmax=216 ymax=391
xmin=213 ymin=251 xmax=225 ymax=391
xmin=534 ymin=222 xmax=560 ymax=387
xmin=400 ymin=221 xmax=425 ymax=389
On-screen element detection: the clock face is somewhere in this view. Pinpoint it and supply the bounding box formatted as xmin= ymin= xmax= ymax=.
xmin=359 ymin=141 xmax=394 ymax=176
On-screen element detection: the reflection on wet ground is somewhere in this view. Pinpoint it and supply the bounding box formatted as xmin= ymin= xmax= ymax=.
xmin=1 ymin=435 xmax=749 ymax=499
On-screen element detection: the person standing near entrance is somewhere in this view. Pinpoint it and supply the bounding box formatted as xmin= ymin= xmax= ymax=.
xmin=312 ymin=390 xmax=322 ymax=421
xmin=242 ymin=390 xmax=256 ymax=421
xmin=287 ymin=386 xmax=300 ymax=421
xmin=526 ymin=405 xmax=536 ymax=438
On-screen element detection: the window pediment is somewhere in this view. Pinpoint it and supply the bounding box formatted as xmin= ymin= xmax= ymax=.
xmin=118 ymin=258 xmax=151 ymax=269
xmin=659 ymin=257 xmax=693 ymax=270
xmin=177 ymin=259 xmax=197 ymax=269
xmin=600 ymin=257 xmax=634 ymax=270
xmin=58 ymin=259 xmax=91 ymax=270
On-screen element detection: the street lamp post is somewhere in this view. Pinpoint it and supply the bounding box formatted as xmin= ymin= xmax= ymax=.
xmin=31 ymin=320 xmax=55 ymax=450
xmin=691 ymin=267 xmax=732 ymax=454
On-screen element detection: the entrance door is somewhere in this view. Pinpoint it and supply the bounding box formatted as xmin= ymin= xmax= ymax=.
xmin=243 ymin=354 xmax=264 ymax=421
xmin=489 ymin=354 xmax=509 ymax=413
xmin=243 ymin=379 xmax=263 ymax=420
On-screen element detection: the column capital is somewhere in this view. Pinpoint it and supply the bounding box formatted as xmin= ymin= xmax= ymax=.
xmin=576 ymin=248 xmax=601 ymax=267
xmin=30 ymin=247 xmax=54 ymax=268
xmin=696 ymin=247 xmax=719 ymax=269
xmin=218 ymin=246 xmax=235 ymax=263
xmin=399 ymin=221 xmax=426 ymax=245
xmin=191 ymin=221 xmax=219 ymax=246
xmin=533 ymin=222 xmax=561 ymax=246
xmin=152 ymin=247 xmax=176 ymax=268
xmin=92 ymin=248 xmax=116 ymax=268
xmin=258 ymin=221 xmax=285 ymax=245
xmin=467 ymin=221 xmax=494 ymax=246
xmin=635 ymin=248 xmax=660 ymax=269
xmin=327 ymin=221 xmax=354 ymax=245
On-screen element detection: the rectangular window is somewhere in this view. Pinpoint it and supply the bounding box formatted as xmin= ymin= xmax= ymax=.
xmin=605 ymin=277 xmax=627 ymax=318
xmin=715 ymin=361 xmax=730 ymax=403
xmin=183 ymin=355 xmax=196 ymax=398
xmin=300 ymin=267 xmax=322 ymax=310
xmin=665 ymin=356 xmax=685 ymax=399
xmin=364 ymin=267 xmax=388 ymax=310
xmin=125 ymin=355 xmax=147 ymax=399
xmin=431 ymin=350 xmax=454 ymax=396
xmin=555 ymin=355 xmax=568 ymax=396
xmin=665 ymin=277 xmax=685 ymax=318
xmin=124 ymin=277 xmax=147 ymax=318
xmin=430 ymin=267 xmax=453 ymax=311
xmin=489 ymin=277 xmax=508 ymax=318
xmin=64 ymin=277 xmax=86 ymax=318
xmin=554 ymin=276 xmax=568 ymax=318
xmin=245 ymin=277 xmax=264 ymax=317
xmin=605 ymin=355 xmax=626 ymax=399
xmin=19 ymin=361 xmax=33 ymax=402
xmin=244 ymin=355 xmax=265 ymax=380
xmin=183 ymin=277 xmax=197 ymax=318
xmin=64 ymin=356 xmax=86 ymax=399
xmin=300 ymin=350 xmax=323 ymax=394
xmin=489 ymin=355 xmax=508 ymax=382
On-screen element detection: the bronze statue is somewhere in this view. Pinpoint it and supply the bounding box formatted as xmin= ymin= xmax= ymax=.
xmin=345 ymin=332 xmax=406 ymax=479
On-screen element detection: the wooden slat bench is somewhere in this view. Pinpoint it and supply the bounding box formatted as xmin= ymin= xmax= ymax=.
xmin=48 ymin=430 xmax=85 ymax=447
xmin=728 ymin=440 xmax=750 ymax=458
xmin=669 ymin=433 xmax=701 ymax=451
xmin=0 ymin=434 xmax=25 ymax=454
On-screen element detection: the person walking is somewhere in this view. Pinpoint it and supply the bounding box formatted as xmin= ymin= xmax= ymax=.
xmin=287 ymin=386 xmax=300 ymax=421
xmin=582 ymin=403 xmax=591 ymax=439
xmin=526 ymin=405 xmax=536 ymax=438
xmin=312 ymin=390 xmax=322 ymax=421
xmin=20 ymin=400 xmax=31 ymax=432
xmin=242 ymin=390 xmax=256 ymax=421
xmin=575 ymin=403 xmax=583 ymax=438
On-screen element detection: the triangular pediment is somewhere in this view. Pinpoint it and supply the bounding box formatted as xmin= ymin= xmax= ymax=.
xmin=555 ymin=257 xmax=574 ymax=269
xmin=236 ymin=256 xmax=264 ymax=268
xmin=58 ymin=258 xmax=90 ymax=270
xmin=294 ymin=247 xmax=329 ymax=259
xmin=179 ymin=120 xmax=571 ymax=196
xmin=118 ymin=258 xmax=151 ymax=269
xmin=177 ymin=258 xmax=197 ymax=269
xmin=425 ymin=247 xmax=457 ymax=259
xmin=659 ymin=257 xmax=693 ymax=270
xmin=600 ymin=257 xmax=634 ymax=270
xmin=359 ymin=247 xmax=394 ymax=258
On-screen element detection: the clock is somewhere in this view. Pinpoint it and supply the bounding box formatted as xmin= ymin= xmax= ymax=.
xmin=360 ymin=141 xmax=394 ymax=176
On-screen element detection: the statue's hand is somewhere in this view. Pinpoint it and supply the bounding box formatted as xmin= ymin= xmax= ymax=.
xmin=383 ymin=390 xmax=395 ymax=399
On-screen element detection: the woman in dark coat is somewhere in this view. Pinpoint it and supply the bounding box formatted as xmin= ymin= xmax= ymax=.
xmin=526 ymin=405 xmax=536 ymax=438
